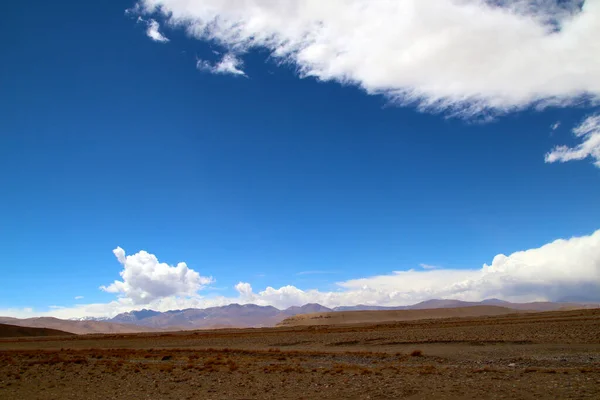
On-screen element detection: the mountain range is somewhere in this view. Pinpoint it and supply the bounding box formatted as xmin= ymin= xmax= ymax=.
xmin=1 ymin=299 xmax=598 ymax=335
xmin=108 ymin=303 xmax=333 ymax=329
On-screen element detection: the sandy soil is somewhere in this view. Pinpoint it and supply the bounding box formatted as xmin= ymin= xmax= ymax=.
xmin=1 ymin=309 xmax=599 ymax=399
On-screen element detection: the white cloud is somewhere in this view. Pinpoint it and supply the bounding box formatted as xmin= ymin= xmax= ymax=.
xmin=0 ymin=308 xmax=34 ymax=319
xmin=100 ymin=247 xmax=213 ymax=305
xmin=197 ymin=52 xmax=246 ymax=76
xmin=235 ymin=282 xmax=254 ymax=299
xmin=230 ymin=230 xmax=600 ymax=308
xmin=74 ymin=296 xmax=84 ymax=300
xmin=545 ymin=113 xmax=600 ymax=167
xmin=143 ymin=18 xmax=170 ymax=42
xmin=419 ymin=263 xmax=441 ymax=270
xmin=2 ymin=230 xmax=599 ymax=319
xmin=551 ymin=121 xmax=561 ymax=131
xmin=131 ymin=0 xmax=600 ymax=117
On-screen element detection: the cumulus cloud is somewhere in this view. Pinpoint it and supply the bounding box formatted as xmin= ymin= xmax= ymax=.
xmin=140 ymin=17 xmax=169 ymax=42
xmin=545 ymin=113 xmax=600 ymax=167
xmin=100 ymin=247 xmax=213 ymax=304
xmin=2 ymin=230 xmax=599 ymax=318
xmin=235 ymin=282 xmax=254 ymax=298
xmin=130 ymin=0 xmax=600 ymax=116
xmin=230 ymin=230 xmax=600 ymax=308
xmin=197 ymin=52 xmax=246 ymax=76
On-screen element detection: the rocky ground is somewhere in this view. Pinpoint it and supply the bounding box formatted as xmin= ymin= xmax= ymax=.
xmin=1 ymin=309 xmax=599 ymax=399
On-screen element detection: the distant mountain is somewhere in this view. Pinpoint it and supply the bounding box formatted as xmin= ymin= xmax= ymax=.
xmin=284 ymin=303 xmax=333 ymax=315
xmin=69 ymin=316 xmax=110 ymax=322
xmin=105 ymin=299 xmax=599 ymax=330
xmin=110 ymin=304 xmax=282 ymax=329
xmin=332 ymin=300 xmax=499 ymax=312
xmin=109 ymin=303 xmax=329 ymax=330
xmin=3 ymin=298 xmax=598 ymax=333
xmin=333 ymin=305 xmax=408 ymax=312
xmin=109 ymin=309 xmax=162 ymax=324
xmin=480 ymin=298 xmax=512 ymax=306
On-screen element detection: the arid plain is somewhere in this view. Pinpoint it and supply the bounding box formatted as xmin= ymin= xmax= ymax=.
xmin=1 ymin=308 xmax=599 ymax=399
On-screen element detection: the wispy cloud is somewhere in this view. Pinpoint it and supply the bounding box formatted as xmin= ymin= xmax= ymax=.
xmin=551 ymin=121 xmax=561 ymax=131
xmin=137 ymin=17 xmax=169 ymax=43
xmin=545 ymin=113 xmax=600 ymax=168
xmin=419 ymin=263 xmax=441 ymax=270
xmin=197 ymin=53 xmax=246 ymax=76
xmin=131 ymin=0 xmax=600 ymax=117
xmin=74 ymin=296 xmax=84 ymax=300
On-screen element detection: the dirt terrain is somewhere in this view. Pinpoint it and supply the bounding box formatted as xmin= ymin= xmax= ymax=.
xmin=278 ymin=305 xmax=528 ymax=326
xmin=1 ymin=309 xmax=599 ymax=399
xmin=0 ymin=324 xmax=73 ymax=338
xmin=0 ymin=317 xmax=156 ymax=335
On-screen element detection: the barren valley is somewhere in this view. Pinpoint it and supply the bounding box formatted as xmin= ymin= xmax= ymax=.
xmin=1 ymin=308 xmax=599 ymax=399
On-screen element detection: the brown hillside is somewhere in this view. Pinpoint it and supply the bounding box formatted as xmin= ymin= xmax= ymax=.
xmin=278 ymin=305 xmax=526 ymax=326
xmin=0 ymin=323 xmax=74 ymax=338
xmin=0 ymin=317 xmax=156 ymax=335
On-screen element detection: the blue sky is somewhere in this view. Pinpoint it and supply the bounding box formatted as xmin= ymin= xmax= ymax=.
xmin=1 ymin=0 xmax=600 ymax=318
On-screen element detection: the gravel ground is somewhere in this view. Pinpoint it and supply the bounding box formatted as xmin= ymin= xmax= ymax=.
xmin=1 ymin=308 xmax=599 ymax=399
